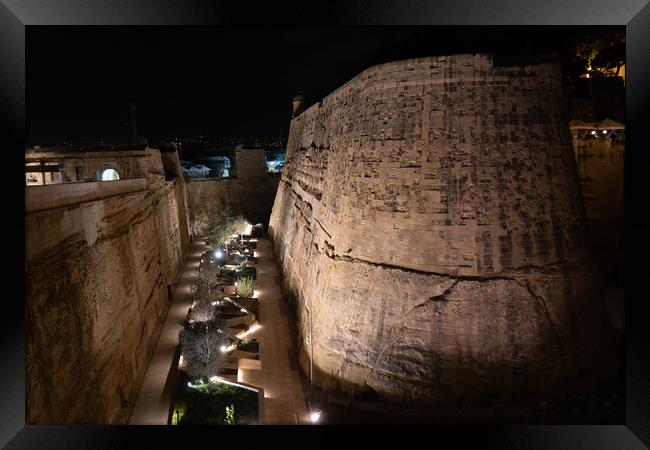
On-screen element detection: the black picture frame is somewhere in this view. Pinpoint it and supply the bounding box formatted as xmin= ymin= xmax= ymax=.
xmin=3 ymin=1 xmax=649 ymax=448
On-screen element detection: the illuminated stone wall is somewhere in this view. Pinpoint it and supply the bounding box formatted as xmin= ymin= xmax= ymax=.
xmin=235 ymin=147 xmax=268 ymax=178
xmin=25 ymin=148 xmax=190 ymax=423
xmin=269 ymin=55 xmax=616 ymax=402
xmin=186 ymin=174 xmax=280 ymax=233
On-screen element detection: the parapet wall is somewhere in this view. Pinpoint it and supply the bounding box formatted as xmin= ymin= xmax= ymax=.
xmin=25 ymin=149 xmax=190 ymax=423
xmin=269 ymin=55 xmax=615 ymax=402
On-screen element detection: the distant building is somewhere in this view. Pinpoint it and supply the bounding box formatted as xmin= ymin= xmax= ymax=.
xmin=180 ymin=161 xmax=211 ymax=178
xmin=265 ymin=152 xmax=285 ymax=173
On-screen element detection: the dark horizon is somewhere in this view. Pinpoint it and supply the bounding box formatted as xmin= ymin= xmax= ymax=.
xmin=27 ymin=25 xmax=623 ymax=145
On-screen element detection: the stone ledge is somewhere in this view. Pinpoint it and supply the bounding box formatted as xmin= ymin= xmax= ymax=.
xmin=25 ymin=178 xmax=148 ymax=213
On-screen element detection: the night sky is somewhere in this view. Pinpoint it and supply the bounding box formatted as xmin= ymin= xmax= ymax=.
xmin=27 ymin=26 xmax=621 ymax=144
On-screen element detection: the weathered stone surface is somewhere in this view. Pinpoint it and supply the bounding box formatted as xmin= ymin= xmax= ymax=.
xmin=186 ymin=174 xmax=280 ymax=233
xmin=269 ymin=55 xmax=616 ymax=402
xmin=235 ymin=146 xmax=268 ymax=178
xmin=25 ymin=149 xmax=189 ymax=423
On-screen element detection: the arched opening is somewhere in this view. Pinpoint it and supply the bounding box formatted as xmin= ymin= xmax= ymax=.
xmin=101 ymin=168 xmax=120 ymax=181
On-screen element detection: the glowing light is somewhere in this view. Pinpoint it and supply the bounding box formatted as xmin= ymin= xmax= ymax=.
xmin=212 ymin=301 xmax=217 ymax=306
xmin=215 ymin=250 xmax=224 ymax=258
xmin=220 ymin=345 xmax=228 ymax=353
xmin=237 ymin=324 xmax=261 ymax=339
xmin=210 ymin=375 xmax=259 ymax=392
xmin=590 ymin=130 xmax=597 ymax=135
xmin=602 ymin=129 xmax=608 ymax=134
xmin=240 ymin=308 xmax=247 ymax=313
xmin=310 ymin=411 xmax=321 ymax=423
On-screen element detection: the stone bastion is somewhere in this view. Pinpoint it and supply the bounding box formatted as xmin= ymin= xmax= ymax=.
xmin=269 ymin=54 xmax=617 ymax=403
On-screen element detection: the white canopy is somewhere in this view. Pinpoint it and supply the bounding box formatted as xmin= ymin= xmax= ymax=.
xmin=594 ymin=118 xmax=625 ymax=130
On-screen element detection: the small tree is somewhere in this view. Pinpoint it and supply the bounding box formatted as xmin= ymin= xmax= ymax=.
xmin=236 ymin=276 xmax=255 ymax=298
xmin=192 ymin=277 xmax=213 ymax=301
xmin=188 ymin=299 xmax=216 ymax=323
xmin=199 ymin=263 xmax=223 ymax=291
xmin=182 ymin=320 xmax=230 ymax=382
xmin=232 ymin=215 xmax=248 ymax=236
xmin=205 ymin=207 xmax=235 ymax=250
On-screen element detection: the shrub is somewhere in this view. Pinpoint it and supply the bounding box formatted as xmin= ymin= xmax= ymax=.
xmin=236 ymin=276 xmax=255 ymax=298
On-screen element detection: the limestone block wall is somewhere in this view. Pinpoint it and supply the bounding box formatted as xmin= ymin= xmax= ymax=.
xmin=269 ymin=54 xmax=616 ymax=402
xmin=25 ymin=151 xmax=190 ymax=423
xmin=235 ymin=147 xmax=268 ymax=178
xmin=186 ymin=174 xmax=280 ymax=234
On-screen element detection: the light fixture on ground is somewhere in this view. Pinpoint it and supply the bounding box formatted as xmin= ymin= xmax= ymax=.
xmin=308 ymin=400 xmax=321 ymax=424
xmin=309 ymin=411 xmax=321 ymax=423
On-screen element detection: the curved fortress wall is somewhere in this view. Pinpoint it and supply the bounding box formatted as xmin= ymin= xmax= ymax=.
xmin=269 ymin=54 xmax=614 ymax=401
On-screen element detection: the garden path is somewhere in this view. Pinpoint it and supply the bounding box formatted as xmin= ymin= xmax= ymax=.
xmin=237 ymin=237 xmax=310 ymax=424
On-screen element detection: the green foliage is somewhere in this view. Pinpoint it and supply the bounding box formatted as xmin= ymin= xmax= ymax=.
xmin=205 ymin=207 xmax=235 ymax=248
xmin=174 ymin=378 xmax=259 ymax=425
xmin=224 ymin=404 xmax=235 ymax=425
xmin=236 ymin=276 xmax=255 ymax=298
xmin=571 ymin=30 xmax=625 ymax=78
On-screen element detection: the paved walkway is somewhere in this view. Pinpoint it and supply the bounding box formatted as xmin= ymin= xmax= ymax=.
xmin=237 ymin=238 xmax=309 ymax=425
xmin=129 ymin=238 xmax=209 ymax=425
